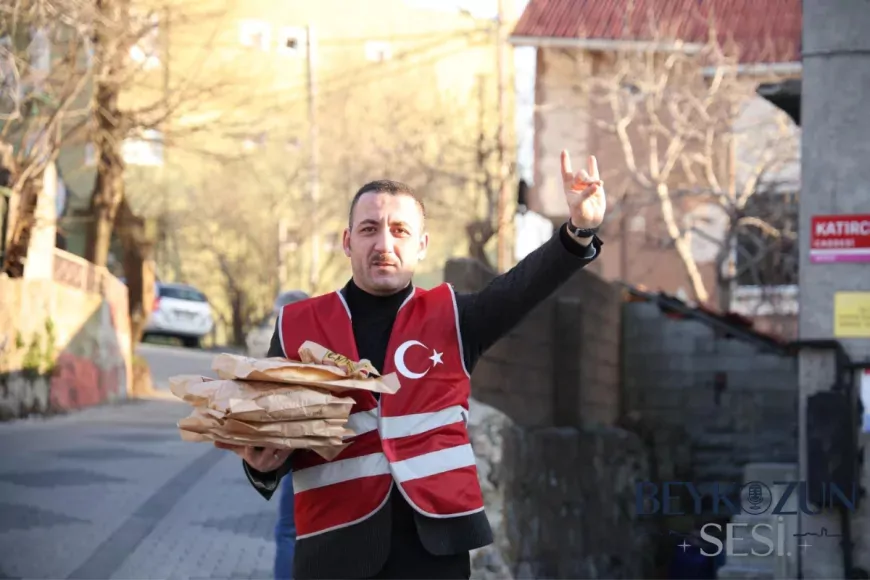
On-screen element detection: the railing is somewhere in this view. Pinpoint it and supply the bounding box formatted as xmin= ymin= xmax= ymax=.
xmin=52 ymin=248 xmax=106 ymax=295
xmin=51 ymin=247 xmax=131 ymax=336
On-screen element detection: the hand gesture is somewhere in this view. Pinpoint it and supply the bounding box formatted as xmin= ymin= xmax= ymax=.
xmin=561 ymin=150 xmax=606 ymax=230
xmin=215 ymin=442 xmax=291 ymax=473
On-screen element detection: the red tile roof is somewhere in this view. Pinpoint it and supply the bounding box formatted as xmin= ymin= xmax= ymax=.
xmin=511 ymin=0 xmax=802 ymax=64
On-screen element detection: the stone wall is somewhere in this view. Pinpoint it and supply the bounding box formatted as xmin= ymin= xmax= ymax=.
xmin=447 ymin=257 xmax=661 ymax=578
xmin=0 ymin=274 xmax=131 ymax=419
xmin=621 ymin=299 xmax=799 ymax=484
xmin=445 ymin=257 xmax=622 ymax=429
xmin=468 ymin=398 xmax=656 ymax=580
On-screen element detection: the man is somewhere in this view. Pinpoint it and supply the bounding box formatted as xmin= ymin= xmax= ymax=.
xmin=216 ymin=150 xmax=606 ymax=579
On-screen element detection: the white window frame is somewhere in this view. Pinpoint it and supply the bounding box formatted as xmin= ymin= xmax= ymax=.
xmin=239 ymin=19 xmax=271 ymax=51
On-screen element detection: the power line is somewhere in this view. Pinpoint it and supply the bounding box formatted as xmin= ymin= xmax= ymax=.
xmin=207 ymin=28 xmax=495 ymax=124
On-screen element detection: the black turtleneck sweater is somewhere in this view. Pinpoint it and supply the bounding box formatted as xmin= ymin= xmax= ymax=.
xmin=273 ymin=225 xmax=601 ymax=380
xmin=245 ymin=225 xmax=602 ymax=577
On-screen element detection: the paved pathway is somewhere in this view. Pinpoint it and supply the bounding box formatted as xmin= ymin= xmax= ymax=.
xmin=0 ymin=398 xmax=281 ymax=579
xmin=136 ymin=343 xmax=218 ymax=389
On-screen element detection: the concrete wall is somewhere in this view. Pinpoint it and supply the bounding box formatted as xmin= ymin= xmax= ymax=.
xmin=622 ymin=300 xmax=799 ymax=484
xmin=799 ymin=1 xmax=870 ymax=578
xmin=0 ymin=269 xmax=132 ymax=419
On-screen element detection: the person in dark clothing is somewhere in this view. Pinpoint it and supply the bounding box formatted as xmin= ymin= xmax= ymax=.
xmin=215 ymin=151 xmax=607 ymax=579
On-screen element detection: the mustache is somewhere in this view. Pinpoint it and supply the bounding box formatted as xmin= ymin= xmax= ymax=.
xmin=370 ymin=254 xmax=399 ymax=266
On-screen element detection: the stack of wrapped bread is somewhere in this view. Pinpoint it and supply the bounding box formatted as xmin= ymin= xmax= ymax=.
xmin=169 ymin=340 xmax=400 ymax=460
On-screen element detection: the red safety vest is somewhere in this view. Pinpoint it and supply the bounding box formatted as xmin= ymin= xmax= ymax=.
xmin=278 ymin=283 xmax=485 ymax=538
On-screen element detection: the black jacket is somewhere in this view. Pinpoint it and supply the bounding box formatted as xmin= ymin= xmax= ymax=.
xmin=244 ymin=224 xmax=602 ymax=578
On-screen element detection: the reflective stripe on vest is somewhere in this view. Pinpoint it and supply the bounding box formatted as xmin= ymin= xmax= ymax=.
xmin=293 ymin=403 xmax=472 ymax=490
xmin=293 ymin=452 xmax=390 ymax=492
xmin=344 ymin=408 xmax=378 ymax=439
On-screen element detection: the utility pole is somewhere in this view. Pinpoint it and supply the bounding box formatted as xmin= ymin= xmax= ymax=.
xmin=161 ymin=6 xmax=172 ymax=278
xmin=495 ymin=0 xmax=511 ymax=272
xmin=306 ymin=24 xmax=321 ymax=292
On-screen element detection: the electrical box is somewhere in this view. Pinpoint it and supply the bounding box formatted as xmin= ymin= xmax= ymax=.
xmin=806 ymin=391 xmax=861 ymax=510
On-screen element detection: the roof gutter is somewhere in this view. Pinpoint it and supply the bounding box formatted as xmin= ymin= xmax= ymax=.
xmin=507 ymin=35 xmax=703 ymax=53
xmin=701 ymin=61 xmax=802 ymax=77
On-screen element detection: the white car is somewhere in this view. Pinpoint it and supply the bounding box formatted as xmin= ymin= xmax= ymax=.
xmin=246 ymin=290 xmax=309 ymax=358
xmin=143 ymin=282 xmax=215 ymax=348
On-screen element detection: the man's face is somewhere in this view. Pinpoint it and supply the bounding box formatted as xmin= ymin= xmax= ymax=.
xmin=343 ymin=192 xmax=428 ymax=295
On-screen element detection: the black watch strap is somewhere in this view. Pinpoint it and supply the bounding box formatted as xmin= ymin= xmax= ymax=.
xmin=567 ymin=219 xmax=599 ymax=238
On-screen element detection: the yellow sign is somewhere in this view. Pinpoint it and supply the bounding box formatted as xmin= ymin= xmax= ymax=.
xmin=834 ymin=292 xmax=870 ymax=337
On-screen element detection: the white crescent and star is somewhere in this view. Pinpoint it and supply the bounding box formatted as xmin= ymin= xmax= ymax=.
xmin=394 ymin=340 xmax=443 ymax=380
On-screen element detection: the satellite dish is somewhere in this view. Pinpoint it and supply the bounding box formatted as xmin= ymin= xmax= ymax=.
xmin=684 ymin=203 xmax=728 ymax=264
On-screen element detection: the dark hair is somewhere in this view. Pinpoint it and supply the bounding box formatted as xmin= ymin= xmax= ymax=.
xmin=348 ymin=180 xmax=426 ymax=229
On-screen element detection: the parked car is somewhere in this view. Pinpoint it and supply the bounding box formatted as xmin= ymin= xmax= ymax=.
xmin=246 ymin=290 xmax=309 ymax=358
xmin=143 ymin=282 xmax=214 ymax=348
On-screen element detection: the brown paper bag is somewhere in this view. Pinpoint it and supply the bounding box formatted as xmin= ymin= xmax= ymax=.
xmin=169 ymin=374 xmax=224 ymax=405
xmin=211 ymin=352 xmax=401 ymax=395
xmin=177 ymin=407 xmax=224 ymax=433
xmin=221 ymin=417 xmax=353 ymax=438
xmin=206 ymin=430 xmax=350 ymax=459
xmin=177 ymin=426 xmax=349 ymax=461
xmin=169 ymin=375 xmax=357 ymax=421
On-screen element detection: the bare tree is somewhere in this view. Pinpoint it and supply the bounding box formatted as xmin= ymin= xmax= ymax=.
xmin=338 ymin=74 xmax=509 ymax=271
xmin=1 ymin=0 xmax=94 ymax=275
xmin=2 ymin=0 xmax=263 ymax=342
xmin=571 ymin=16 xmax=799 ymax=310
xmin=158 ymin=125 xmax=325 ymax=345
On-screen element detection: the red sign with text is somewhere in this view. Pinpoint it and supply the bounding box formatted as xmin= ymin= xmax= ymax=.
xmin=810 ymin=214 xmax=870 ymax=263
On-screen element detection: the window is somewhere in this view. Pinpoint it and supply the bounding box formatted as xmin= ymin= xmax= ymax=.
xmin=122 ymin=129 xmax=164 ymax=166
xmin=84 ymin=142 xmax=96 ymax=166
xmin=159 ymin=285 xmax=208 ymax=302
xmin=734 ymin=188 xmax=799 ymax=287
xmin=278 ymin=27 xmax=306 ymax=56
xmin=365 ymin=41 xmax=392 ymax=63
xmin=29 ymin=28 xmax=51 ymax=79
xmin=129 ymin=12 xmax=160 ymax=70
xmin=0 ymin=35 xmax=20 ymax=105
xmin=239 ymin=19 xmax=270 ymax=51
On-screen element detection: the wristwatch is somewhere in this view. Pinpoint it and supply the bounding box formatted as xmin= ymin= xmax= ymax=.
xmin=567 ymin=219 xmax=599 ymax=238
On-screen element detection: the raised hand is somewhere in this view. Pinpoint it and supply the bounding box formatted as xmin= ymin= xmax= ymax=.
xmin=561 ymin=150 xmax=606 ymax=230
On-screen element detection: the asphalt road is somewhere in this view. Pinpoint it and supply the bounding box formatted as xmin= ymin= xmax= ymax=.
xmin=136 ymin=343 xmax=220 ymax=389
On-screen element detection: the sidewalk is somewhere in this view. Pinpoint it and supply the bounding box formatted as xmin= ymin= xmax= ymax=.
xmin=0 ymin=398 xmax=280 ymax=579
